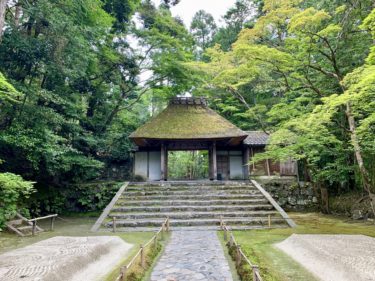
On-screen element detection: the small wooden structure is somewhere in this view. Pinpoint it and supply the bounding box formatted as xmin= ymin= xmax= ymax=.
xmin=6 ymin=213 xmax=58 ymax=236
xmin=244 ymin=131 xmax=298 ymax=176
xmin=130 ymin=97 xmax=297 ymax=181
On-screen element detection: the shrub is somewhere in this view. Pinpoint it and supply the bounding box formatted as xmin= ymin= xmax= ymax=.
xmin=0 ymin=172 xmax=35 ymax=229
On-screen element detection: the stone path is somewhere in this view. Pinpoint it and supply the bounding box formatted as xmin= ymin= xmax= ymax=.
xmin=150 ymin=231 xmax=233 ymax=281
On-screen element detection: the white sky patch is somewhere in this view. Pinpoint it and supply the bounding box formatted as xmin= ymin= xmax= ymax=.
xmin=153 ymin=0 xmax=236 ymax=28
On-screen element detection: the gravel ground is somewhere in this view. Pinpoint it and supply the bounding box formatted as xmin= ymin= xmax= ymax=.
xmin=0 ymin=236 xmax=132 ymax=281
xmin=276 ymin=234 xmax=375 ymax=281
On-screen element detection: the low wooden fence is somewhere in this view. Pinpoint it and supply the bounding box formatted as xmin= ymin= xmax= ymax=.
xmin=29 ymin=214 xmax=58 ymax=235
xmin=220 ymin=217 xmax=263 ymax=281
xmin=115 ymin=217 xmax=170 ymax=281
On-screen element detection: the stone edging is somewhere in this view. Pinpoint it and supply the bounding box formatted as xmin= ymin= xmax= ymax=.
xmin=251 ymin=179 xmax=297 ymax=228
xmin=91 ymin=182 xmax=129 ymax=232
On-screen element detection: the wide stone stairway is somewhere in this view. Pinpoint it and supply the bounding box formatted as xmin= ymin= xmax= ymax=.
xmin=98 ymin=181 xmax=288 ymax=231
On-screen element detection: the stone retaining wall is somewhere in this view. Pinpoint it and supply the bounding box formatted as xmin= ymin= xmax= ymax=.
xmin=253 ymin=176 xmax=318 ymax=211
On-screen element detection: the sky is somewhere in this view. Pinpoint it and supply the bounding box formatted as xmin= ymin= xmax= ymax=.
xmin=153 ymin=0 xmax=237 ymax=28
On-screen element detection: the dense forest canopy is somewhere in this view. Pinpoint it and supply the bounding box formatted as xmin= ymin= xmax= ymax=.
xmin=0 ymin=0 xmax=374 ymax=222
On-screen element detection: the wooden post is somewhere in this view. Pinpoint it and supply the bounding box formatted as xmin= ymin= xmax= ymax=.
xmin=120 ymin=265 xmax=127 ymax=281
xmin=212 ymin=141 xmax=217 ymax=180
xmin=266 ymin=159 xmax=271 ymax=176
xmin=50 ymin=216 xmax=55 ymax=231
xmin=252 ymin=265 xmax=260 ymax=281
xmin=161 ymin=143 xmax=165 ymax=181
xmin=220 ymin=215 xmax=223 ymax=229
xmin=112 ymin=217 xmax=116 ymax=233
xmin=140 ymin=244 xmax=145 ymax=268
xmin=166 ymin=217 xmax=170 ymax=232
xmin=268 ymin=214 xmax=271 ymax=228
xmin=229 ymin=235 xmax=233 ymax=247
xmin=236 ymin=245 xmax=242 ymax=266
xmin=32 ymin=221 xmax=36 ymax=236
xmin=209 ymin=145 xmax=213 ymax=180
xmin=161 ymin=223 xmax=164 ymax=240
xmin=224 ymin=228 xmax=228 ymax=241
xmin=153 ymin=235 xmax=157 ymax=248
xmin=243 ymin=147 xmax=250 ymax=179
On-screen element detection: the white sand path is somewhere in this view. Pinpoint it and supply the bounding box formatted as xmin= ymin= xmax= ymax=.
xmin=0 ymin=236 xmax=133 ymax=281
xmin=276 ymin=234 xmax=375 ymax=281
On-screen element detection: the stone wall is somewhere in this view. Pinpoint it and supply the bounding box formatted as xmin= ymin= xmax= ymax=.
xmin=253 ymin=176 xmax=318 ymax=211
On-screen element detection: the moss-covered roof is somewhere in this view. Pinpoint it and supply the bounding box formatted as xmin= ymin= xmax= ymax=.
xmin=130 ymin=102 xmax=247 ymax=141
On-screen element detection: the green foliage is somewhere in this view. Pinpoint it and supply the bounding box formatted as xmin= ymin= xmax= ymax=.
xmin=0 ymin=0 xmax=195 ymax=214
xmin=190 ymin=10 xmax=217 ymax=54
xmin=168 ymin=151 xmax=208 ymax=180
xmin=28 ymin=181 xmax=121 ymax=215
xmin=0 ymin=173 xmax=35 ymax=228
xmin=190 ymin=0 xmax=375 ymax=193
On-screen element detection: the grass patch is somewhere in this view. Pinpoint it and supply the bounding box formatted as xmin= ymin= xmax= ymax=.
xmin=220 ymin=212 xmax=375 ymax=281
xmin=104 ymin=232 xmax=170 ymax=281
xmin=217 ymin=232 xmax=240 ymax=281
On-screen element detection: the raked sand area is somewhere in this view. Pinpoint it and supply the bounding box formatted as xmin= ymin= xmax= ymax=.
xmin=0 ymin=236 xmax=132 ymax=281
xmin=276 ymin=234 xmax=375 ymax=281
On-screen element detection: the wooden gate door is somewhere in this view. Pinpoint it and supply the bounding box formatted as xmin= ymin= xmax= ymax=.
xmin=217 ymin=155 xmax=229 ymax=180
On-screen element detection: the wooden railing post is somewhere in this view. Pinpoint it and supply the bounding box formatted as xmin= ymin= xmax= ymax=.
xmin=120 ymin=265 xmax=127 ymax=281
xmin=112 ymin=217 xmax=116 ymax=233
xmin=220 ymin=215 xmax=223 ymax=229
xmin=32 ymin=221 xmax=36 ymax=236
xmin=166 ymin=217 xmax=170 ymax=232
xmin=229 ymin=234 xmax=233 ymax=247
xmin=236 ymin=245 xmax=242 ymax=267
xmin=223 ymin=227 xmax=228 ymax=241
xmin=153 ymin=234 xmax=157 ymax=248
xmin=268 ymin=215 xmax=271 ymax=228
xmin=50 ymin=216 xmax=55 ymax=231
xmin=252 ymin=265 xmax=259 ymax=281
xmin=140 ymin=244 xmax=145 ymax=268
xmin=161 ymin=223 xmax=164 ymax=240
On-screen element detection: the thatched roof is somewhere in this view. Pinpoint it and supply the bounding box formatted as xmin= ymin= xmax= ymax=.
xmin=243 ymin=131 xmax=269 ymax=146
xmin=130 ymin=97 xmax=247 ymax=143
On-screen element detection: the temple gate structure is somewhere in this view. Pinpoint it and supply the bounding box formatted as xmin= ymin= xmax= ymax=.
xmin=130 ymin=97 xmax=297 ymax=181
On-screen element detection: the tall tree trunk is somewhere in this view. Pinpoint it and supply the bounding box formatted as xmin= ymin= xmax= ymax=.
xmin=0 ymin=0 xmax=7 ymax=41
xmin=346 ymin=102 xmax=375 ymax=217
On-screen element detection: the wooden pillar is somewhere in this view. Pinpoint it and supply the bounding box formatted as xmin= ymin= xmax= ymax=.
xmin=209 ymin=145 xmax=213 ymax=180
xmin=161 ymin=143 xmax=167 ymax=181
xmin=266 ymin=159 xmax=271 ymax=176
xmin=165 ymin=147 xmax=168 ymax=180
xmin=212 ymin=141 xmax=217 ymax=180
xmin=243 ymin=146 xmax=250 ymax=179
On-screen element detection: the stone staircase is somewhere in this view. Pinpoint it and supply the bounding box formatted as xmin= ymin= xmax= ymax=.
xmin=98 ymin=181 xmax=289 ymax=231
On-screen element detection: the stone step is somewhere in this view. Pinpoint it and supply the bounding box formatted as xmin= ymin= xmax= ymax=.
xmin=120 ymin=194 xmax=264 ymax=201
xmin=108 ymin=210 xmax=279 ymax=220
xmin=122 ymin=189 xmax=260 ymax=197
xmin=126 ymin=185 xmax=257 ymax=192
xmin=129 ymin=181 xmax=251 ymax=187
xmin=104 ymin=224 xmax=288 ymax=232
xmin=107 ymin=217 xmax=286 ymax=227
xmin=115 ymin=198 xmax=269 ymax=207
xmin=112 ymin=204 xmax=274 ymax=213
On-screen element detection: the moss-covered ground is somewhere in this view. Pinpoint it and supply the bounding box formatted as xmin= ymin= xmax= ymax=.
xmin=219 ymin=212 xmax=375 ymax=281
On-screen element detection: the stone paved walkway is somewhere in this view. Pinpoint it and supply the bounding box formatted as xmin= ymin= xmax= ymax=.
xmin=150 ymin=231 xmax=233 ymax=281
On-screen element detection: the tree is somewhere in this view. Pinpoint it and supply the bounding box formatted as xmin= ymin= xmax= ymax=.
xmin=213 ymin=0 xmax=262 ymax=51
xmin=190 ymin=10 xmax=217 ymax=54
xmin=188 ymin=0 xmax=375 ymax=210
